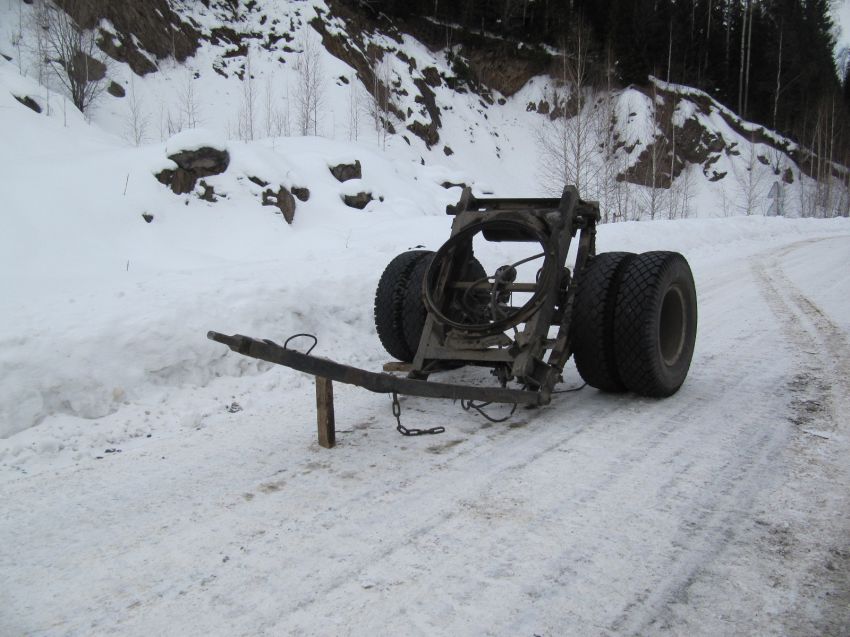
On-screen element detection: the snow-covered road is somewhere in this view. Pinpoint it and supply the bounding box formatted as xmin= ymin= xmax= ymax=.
xmin=2 ymin=231 xmax=849 ymax=636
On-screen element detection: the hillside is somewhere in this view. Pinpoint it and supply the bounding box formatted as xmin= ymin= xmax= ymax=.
xmin=2 ymin=0 xmax=848 ymax=220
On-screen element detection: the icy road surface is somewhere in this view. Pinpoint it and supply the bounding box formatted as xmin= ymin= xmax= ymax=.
xmin=2 ymin=231 xmax=850 ymax=636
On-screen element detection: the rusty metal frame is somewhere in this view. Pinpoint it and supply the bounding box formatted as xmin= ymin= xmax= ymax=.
xmin=207 ymin=185 xmax=600 ymax=429
xmin=409 ymin=185 xmax=598 ymax=404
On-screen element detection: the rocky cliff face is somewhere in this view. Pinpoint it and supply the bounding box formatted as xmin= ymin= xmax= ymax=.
xmin=56 ymin=0 xmax=200 ymax=75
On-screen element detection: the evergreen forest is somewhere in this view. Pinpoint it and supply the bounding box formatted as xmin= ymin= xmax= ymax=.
xmin=366 ymin=0 xmax=850 ymax=166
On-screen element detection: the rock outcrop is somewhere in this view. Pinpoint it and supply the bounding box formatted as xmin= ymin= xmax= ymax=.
xmin=156 ymin=147 xmax=230 ymax=195
xmin=56 ymin=0 xmax=201 ymax=75
xmin=329 ymin=160 xmax=362 ymax=182
xmin=342 ymin=192 xmax=373 ymax=209
xmin=262 ymin=186 xmax=297 ymax=224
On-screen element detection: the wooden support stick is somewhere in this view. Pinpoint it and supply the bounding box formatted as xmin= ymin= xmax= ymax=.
xmin=315 ymin=376 xmax=336 ymax=448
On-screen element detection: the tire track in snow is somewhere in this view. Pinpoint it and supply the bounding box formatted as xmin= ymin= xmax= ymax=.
xmin=261 ymin=245 xmax=805 ymax=634
xmin=610 ymin=236 xmax=850 ymax=636
xmin=462 ymin=237 xmax=850 ymax=636
xmin=238 ymin=238 xmax=817 ymax=634
xmin=746 ymin=237 xmax=850 ymax=635
xmin=509 ymin=340 xmax=792 ymax=633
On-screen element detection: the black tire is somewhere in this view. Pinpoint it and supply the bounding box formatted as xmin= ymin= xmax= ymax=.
xmin=374 ymin=250 xmax=432 ymax=361
xmin=401 ymin=253 xmax=435 ymax=357
xmin=571 ymin=252 xmax=636 ymax=391
xmin=401 ymin=255 xmax=487 ymax=356
xmin=613 ymin=251 xmax=697 ymax=397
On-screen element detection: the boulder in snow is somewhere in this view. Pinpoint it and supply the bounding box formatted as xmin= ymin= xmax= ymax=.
xmin=197 ymin=180 xmax=218 ymax=202
xmin=156 ymin=130 xmax=230 ymax=195
xmin=262 ymin=186 xmax=296 ymax=224
xmin=342 ymin=191 xmax=373 ymax=210
xmin=329 ymin=160 xmax=361 ymax=182
xmin=107 ymin=81 xmax=125 ymax=98
xmin=13 ymin=95 xmax=41 ymax=113
xmin=292 ymin=186 xmax=310 ymax=202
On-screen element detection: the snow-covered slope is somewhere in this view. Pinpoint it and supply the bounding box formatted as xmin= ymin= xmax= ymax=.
xmin=3 ymin=0 xmax=847 ymax=215
xmin=0 ymin=53 xmax=460 ymax=439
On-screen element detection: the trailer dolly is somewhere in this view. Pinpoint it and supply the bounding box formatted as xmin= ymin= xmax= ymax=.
xmin=208 ymin=186 xmax=697 ymax=447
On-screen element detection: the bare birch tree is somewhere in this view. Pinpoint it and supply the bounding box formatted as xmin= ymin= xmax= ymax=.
xmin=772 ymin=19 xmax=783 ymax=129
xmin=21 ymin=0 xmax=54 ymax=115
xmin=28 ymin=1 xmax=49 ymax=87
xmin=798 ymin=171 xmax=817 ymax=218
xmin=537 ymin=20 xmax=598 ymax=196
xmin=160 ymin=101 xmax=185 ymax=140
xmin=369 ymin=56 xmax=394 ymax=149
xmin=11 ymin=1 xmax=25 ymax=74
xmin=668 ymin=163 xmax=695 ymax=219
xmin=347 ymin=74 xmax=365 ymax=142
xmin=296 ymin=32 xmax=324 ymax=136
xmin=39 ymin=0 xmax=108 ymax=114
xmin=235 ymin=50 xmax=257 ymax=141
xmin=263 ymin=73 xmax=287 ymax=139
xmin=537 ymin=83 xmax=571 ymax=196
xmin=733 ymin=136 xmax=769 ymax=215
xmin=123 ymin=74 xmax=149 ymax=146
xmin=559 ymin=22 xmax=596 ymax=194
xmin=637 ymin=82 xmax=666 ymax=220
xmin=177 ymin=69 xmax=202 ymax=130
xmin=594 ymin=43 xmax=621 ymax=222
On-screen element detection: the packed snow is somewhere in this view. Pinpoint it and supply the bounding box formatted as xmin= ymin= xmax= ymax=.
xmin=165 ymin=127 xmax=228 ymax=155
xmin=1 ymin=0 xmax=850 ymax=634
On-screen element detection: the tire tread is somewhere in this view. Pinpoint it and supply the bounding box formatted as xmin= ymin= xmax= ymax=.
xmin=614 ymin=251 xmax=697 ymax=397
xmin=374 ymin=250 xmax=431 ymax=361
xmin=572 ymin=252 xmax=635 ymax=391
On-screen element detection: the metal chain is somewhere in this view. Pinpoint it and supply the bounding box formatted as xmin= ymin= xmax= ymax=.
xmin=460 ymin=398 xmax=518 ymax=423
xmin=392 ymin=392 xmax=445 ymax=436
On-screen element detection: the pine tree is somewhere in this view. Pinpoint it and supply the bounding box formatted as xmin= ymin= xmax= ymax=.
xmin=362 ymin=0 xmax=849 ymax=162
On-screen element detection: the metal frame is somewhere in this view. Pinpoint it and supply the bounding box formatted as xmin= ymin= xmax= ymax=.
xmin=207 ymin=185 xmax=600 ymax=442
xmin=407 ymin=185 xmax=599 ymax=405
